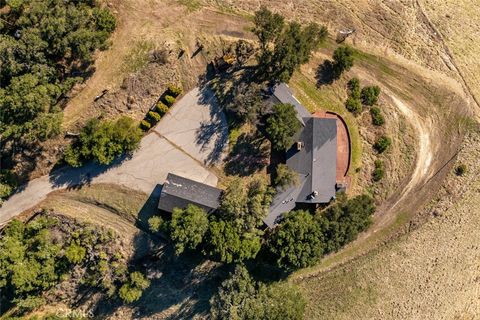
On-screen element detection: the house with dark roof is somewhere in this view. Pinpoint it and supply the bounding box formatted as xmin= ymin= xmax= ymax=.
xmin=264 ymin=83 xmax=344 ymax=227
xmin=158 ymin=173 xmax=223 ymax=214
xmin=158 ymin=83 xmax=349 ymax=228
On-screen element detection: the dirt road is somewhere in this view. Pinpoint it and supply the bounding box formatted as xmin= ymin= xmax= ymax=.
xmin=0 ymin=88 xmax=227 ymax=226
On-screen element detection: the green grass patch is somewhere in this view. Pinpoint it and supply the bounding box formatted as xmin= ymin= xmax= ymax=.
xmin=289 ymin=72 xmax=363 ymax=173
xmin=353 ymin=50 xmax=396 ymax=77
xmin=177 ymin=0 xmax=202 ymax=12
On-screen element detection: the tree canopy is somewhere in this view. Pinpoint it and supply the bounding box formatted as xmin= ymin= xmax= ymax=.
xmin=332 ymin=46 xmax=355 ymax=79
xmin=210 ymin=265 xmax=305 ymax=320
xmin=0 ymin=0 xmax=116 ymax=197
xmin=64 ymin=116 xmax=143 ymax=167
xmin=253 ymin=7 xmax=327 ymax=82
xmin=317 ymin=195 xmax=375 ymax=253
xmin=267 ymin=210 xmax=324 ymax=271
xmin=266 ymin=103 xmax=301 ymax=150
xmin=170 ymin=204 xmax=209 ymax=255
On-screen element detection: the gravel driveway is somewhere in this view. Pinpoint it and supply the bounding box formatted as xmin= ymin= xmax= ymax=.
xmin=0 ymin=87 xmax=227 ymax=225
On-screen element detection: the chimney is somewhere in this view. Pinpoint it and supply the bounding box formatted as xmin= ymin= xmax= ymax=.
xmin=296 ymin=141 xmax=304 ymax=151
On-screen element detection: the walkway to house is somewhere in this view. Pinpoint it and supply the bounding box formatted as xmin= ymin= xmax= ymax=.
xmin=312 ymin=111 xmax=351 ymax=185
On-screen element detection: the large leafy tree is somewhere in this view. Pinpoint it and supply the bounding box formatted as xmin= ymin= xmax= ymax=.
xmin=267 ymin=210 xmax=324 ymax=271
xmin=170 ymin=204 xmax=209 ymax=255
xmin=64 ymin=116 xmax=143 ymax=167
xmin=317 ymin=194 xmax=375 ymax=253
xmin=253 ymin=7 xmax=327 ymax=82
xmin=210 ymin=265 xmax=305 ymax=320
xmin=205 ymin=220 xmax=261 ymax=264
xmin=332 ymin=45 xmax=355 ymax=79
xmin=266 ymin=103 xmax=301 ymax=151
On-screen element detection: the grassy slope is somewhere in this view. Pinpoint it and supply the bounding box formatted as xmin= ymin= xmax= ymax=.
xmin=296 ymin=130 xmax=480 ymax=319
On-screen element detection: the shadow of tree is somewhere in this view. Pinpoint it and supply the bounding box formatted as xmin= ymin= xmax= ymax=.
xmin=316 ymin=59 xmax=335 ymax=86
xmin=224 ymin=133 xmax=269 ymax=177
xmin=195 ymin=85 xmax=229 ymax=166
xmin=47 ymin=153 xmax=131 ymax=190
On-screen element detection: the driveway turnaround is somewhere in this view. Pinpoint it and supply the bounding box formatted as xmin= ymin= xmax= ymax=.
xmin=0 ymin=87 xmax=227 ymax=226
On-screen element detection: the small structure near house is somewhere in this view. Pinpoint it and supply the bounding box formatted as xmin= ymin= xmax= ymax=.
xmin=158 ymin=173 xmax=222 ymax=214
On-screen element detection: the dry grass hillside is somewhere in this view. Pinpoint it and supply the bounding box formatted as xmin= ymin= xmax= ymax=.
xmin=294 ymin=129 xmax=480 ymax=319
xmin=18 ymin=0 xmax=479 ymax=318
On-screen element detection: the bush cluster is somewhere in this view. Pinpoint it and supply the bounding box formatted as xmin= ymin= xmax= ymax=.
xmin=0 ymin=214 xmax=149 ymax=314
xmin=266 ymin=195 xmax=375 ymax=270
xmin=64 ymin=116 xmax=143 ymax=167
xmin=345 ymin=78 xmax=383 ymax=120
xmin=373 ymin=135 xmax=392 ymax=154
xmin=372 ymin=159 xmax=385 ymax=181
xmin=370 ymin=106 xmax=385 ymax=126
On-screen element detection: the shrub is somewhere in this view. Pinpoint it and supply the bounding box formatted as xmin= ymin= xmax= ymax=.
xmin=119 ymin=272 xmax=150 ymax=303
xmin=345 ymin=97 xmax=362 ymax=114
xmin=455 ymin=164 xmax=467 ymax=176
xmin=347 ymin=78 xmax=361 ymax=99
xmin=370 ymin=107 xmax=385 ymax=126
xmin=167 ymin=84 xmax=183 ymax=97
xmin=140 ymin=120 xmax=151 ymax=131
xmin=147 ymin=111 xmax=161 ymax=123
xmin=63 ymin=145 xmax=82 ymax=167
xmin=156 ymin=102 xmax=169 ymax=116
xmin=373 ymin=135 xmax=392 ymax=153
xmin=65 ymin=243 xmax=86 ymax=264
xmin=148 ymin=216 xmax=164 ymax=233
xmin=372 ymin=160 xmax=385 ymax=181
xmin=163 ymin=95 xmax=176 ymax=107
xmin=361 ymin=86 xmax=381 ymax=106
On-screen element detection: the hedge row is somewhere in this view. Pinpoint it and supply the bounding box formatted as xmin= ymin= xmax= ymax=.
xmin=139 ymin=84 xmax=183 ymax=131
